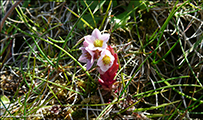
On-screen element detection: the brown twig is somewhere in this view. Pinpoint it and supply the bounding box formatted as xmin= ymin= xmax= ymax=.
xmin=0 ymin=0 xmax=23 ymax=32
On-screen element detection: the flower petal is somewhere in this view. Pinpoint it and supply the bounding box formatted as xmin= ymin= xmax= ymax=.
xmin=97 ymin=50 xmax=115 ymax=72
xmin=78 ymin=47 xmax=95 ymax=70
xmin=99 ymin=63 xmax=109 ymax=72
xmin=99 ymin=33 xmax=110 ymax=43
xmin=78 ymin=55 xmax=86 ymax=63
xmin=78 ymin=47 xmax=86 ymax=63
xmin=97 ymin=57 xmax=103 ymax=65
xmin=101 ymin=43 xmax=108 ymax=50
xmin=86 ymin=60 xmax=93 ymax=70
xmin=91 ymin=28 xmax=101 ymax=39
xmin=84 ymin=35 xmax=95 ymax=43
xmin=83 ymin=40 xmax=89 ymax=47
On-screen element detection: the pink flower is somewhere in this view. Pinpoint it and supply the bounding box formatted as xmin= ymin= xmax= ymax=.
xmin=97 ymin=49 xmax=115 ymax=72
xmin=78 ymin=28 xmax=119 ymax=91
xmin=78 ymin=47 xmax=94 ymax=70
xmin=84 ymin=28 xmax=110 ymax=51
xmin=99 ymin=55 xmax=119 ymax=90
xmin=98 ymin=46 xmax=119 ymax=91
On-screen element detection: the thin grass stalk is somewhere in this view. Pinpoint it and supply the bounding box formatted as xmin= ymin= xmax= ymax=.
xmin=99 ymin=0 xmax=112 ymax=30
xmin=178 ymin=38 xmax=202 ymax=87
xmin=0 ymin=99 xmax=16 ymax=120
xmin=84 ymin=0 xmax=97 ymax=28
xmin=34 ymin=76 xmax=83 ymax=95
xmin=133 ymin=100 xmax=181 ymax=112
xmin=133 ymin=84 xmax=202 ymax=98
xmin=153 ymin=39 xmax=179 ymax=64
xmin=47 ymin=84 xmax=62 ymax=106
xmin=153 ymin=76 xmax=190 ymax=84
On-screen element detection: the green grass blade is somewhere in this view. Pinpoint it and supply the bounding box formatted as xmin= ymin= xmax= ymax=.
xmin=178 ymin=38 xmax=202 ymax=87
xmin=47 ymin=84 xmax=62 ymax=106
xmin=133 ymin=100 xmax=181 ymax=112
xmin=65 ymin=4 xmax=93 ymax=30
xmin=35 ymin=76 xmax=83 ymax=95
xmin=99 ymin=0 xmax=112 ymax=30
xmin=133 ymin=84 xmax=202 ymax=99
xmin=153 ymin=39 xmax=179 ymax=64
xmin=153 ymin=76 xmax=190 ymax=84
xmin=84 ymin=0 xmax=97 ymax=28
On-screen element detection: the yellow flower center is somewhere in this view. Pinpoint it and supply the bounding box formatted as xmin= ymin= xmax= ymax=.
xmin=102 ymin=55 xmax=111 ymax=65
xmin=94 ymin=39 xmax=103 ymax=47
